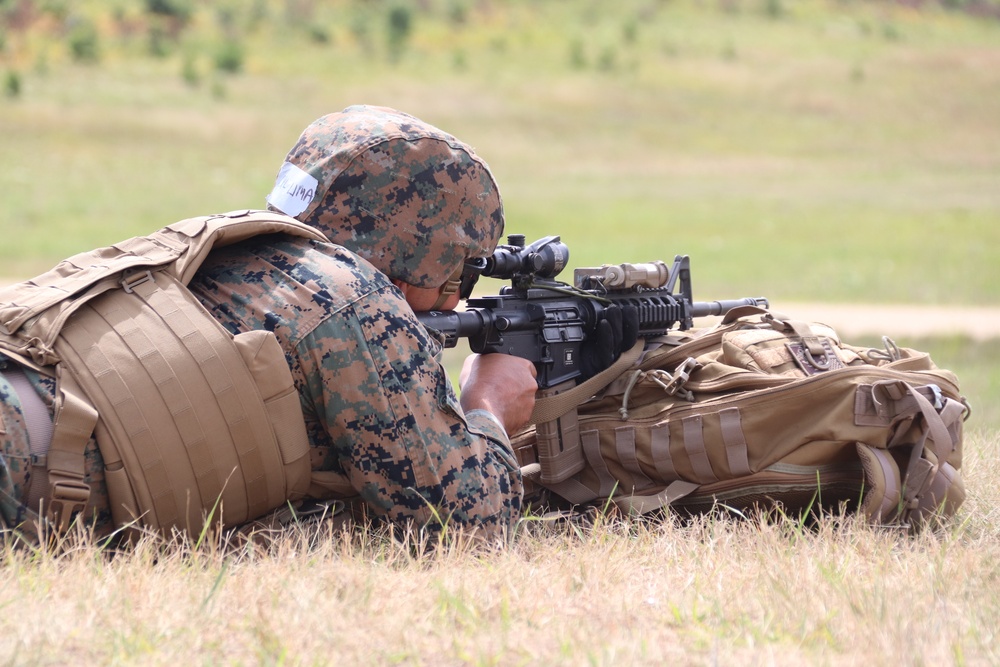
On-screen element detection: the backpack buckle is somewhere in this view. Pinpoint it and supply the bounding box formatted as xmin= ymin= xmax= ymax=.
xmin=646 ymin=357 xmax=700 ymax=401
xmin=664 ymin=357 xmax=701 ymax=398
xmin=926 ymin=384 xmax=944 ymax=411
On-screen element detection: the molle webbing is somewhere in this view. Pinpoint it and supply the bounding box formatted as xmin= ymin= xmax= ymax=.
xmin=0 ymin=210 xmax=327 ymax=534
xmin=511 ymin=313 xmax=968 ymax=529
xmin=58 ymin=272 xmax=298 ymax=531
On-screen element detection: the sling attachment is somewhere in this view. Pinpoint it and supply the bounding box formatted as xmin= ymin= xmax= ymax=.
xmin=619 ymin=357 xmax=700 ymax=420
xmin=764 ymin=315 xmax=833 ymax=371
xmin=529 ymin=339 xmax=644 ymax=425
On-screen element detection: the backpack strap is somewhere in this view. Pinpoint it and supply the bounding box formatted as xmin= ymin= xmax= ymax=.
xmin=854 ymin=379 xmax=967 ymax=527
xmin=612 ymin=480 xmax=701 ymax=516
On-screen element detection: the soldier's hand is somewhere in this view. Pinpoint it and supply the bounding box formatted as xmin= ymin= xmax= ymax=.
xmin=459 ymin=353 xmax=537 ymax=434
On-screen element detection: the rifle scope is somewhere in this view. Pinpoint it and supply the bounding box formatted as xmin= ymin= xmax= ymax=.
xmin=483 ymin=235 xmax=570 ymax=281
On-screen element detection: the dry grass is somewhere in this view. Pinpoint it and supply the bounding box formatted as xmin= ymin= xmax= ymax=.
xmin=3 ymin=428 xmax=996 ymax=666
xmin=2 ymin=4 xmax=998 ymax=664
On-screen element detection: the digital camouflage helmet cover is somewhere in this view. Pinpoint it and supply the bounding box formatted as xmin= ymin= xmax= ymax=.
xmin=266 ymin=105 xmax=504 ymax=288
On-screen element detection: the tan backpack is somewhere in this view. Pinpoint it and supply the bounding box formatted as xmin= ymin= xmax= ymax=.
xmin=0 ymin=210 xmax=326 ymax=536
xmin=512 ymin=308 xmax=968 ymax=529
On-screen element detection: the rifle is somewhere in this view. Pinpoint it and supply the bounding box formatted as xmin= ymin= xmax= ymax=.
xmin=417 ymin=234 xmax=768 ymax=389
xmin=417 ymin=234 xmax=768 ymax=485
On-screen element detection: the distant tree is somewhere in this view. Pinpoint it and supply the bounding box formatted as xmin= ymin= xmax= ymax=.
xmin=145 ymin=0 xmax=193 ymax=39
xmin=214 ymin=39 xmax=244 ymax=74
xmin=145 ymin=0 xmax=193 ymax=24
xmin=4 ymin=69 xmax=21 ymax=98
xmin=67 ymin=16 xmax=100 ymax=63
xmin=181 ymin=53 xmax=200 ymax=87
xmin=387 ymin=4 xmax=413 ymax=62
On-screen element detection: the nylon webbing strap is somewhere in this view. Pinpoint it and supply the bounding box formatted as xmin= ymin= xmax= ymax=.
xmin=681 ymin=414 xmax=719 ymax=484
xmin=613 ymin=480 xmax=700 ymax=516
xmin=614 ymin=426 xmax=653 ymax=491
xmin=530 ymin=340 xmax=644 ymax=425
xmin=581 ymin=429 xmax=617 ymax=497
xmin=45 ymin=369 xmax=98 ymax=531
xmin=719 ymin=407 xmax=752 ymax=477
xmin=897 ymin=382 xmax=955 ymax=511
xmin=544 ymin=477 xmax=600 ymax=505
xmin=650 ymin=423 xmax=678 ymax=480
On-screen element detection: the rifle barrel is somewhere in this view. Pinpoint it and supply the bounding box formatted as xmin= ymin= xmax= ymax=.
xmin=689 ymin=297 xmax=769 ymax=318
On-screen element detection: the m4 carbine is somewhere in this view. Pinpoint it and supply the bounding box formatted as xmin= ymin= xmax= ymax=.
xmin=417 ymin=234 xmax=769 ymax=390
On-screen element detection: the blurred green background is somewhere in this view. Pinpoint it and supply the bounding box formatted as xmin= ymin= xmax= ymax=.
xmin=2 ymin=0 xmax=999 ymax=423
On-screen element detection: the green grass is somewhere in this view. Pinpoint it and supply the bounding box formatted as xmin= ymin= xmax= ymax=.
xmin=2 ymin=1 xmax=998 ymax=304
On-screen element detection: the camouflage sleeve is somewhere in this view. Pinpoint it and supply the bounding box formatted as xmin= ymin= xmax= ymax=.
xmin=0 ymin=361 xmax=31 ymax=529
xmin=296 ymin=282 xmax=523 ymax=538
xmin=189 ymin=238 xmax=523 ymax=539
xmin=0 ymin=357 xmax=112 ymax=535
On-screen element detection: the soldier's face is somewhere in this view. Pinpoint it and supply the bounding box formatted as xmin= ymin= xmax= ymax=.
xmin=392 ymin=280 xmax=461 ymax=312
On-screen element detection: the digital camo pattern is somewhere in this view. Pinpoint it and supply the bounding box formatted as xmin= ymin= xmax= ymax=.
xmin=267 ymin=105 xmax=504 ymax=288
xmin=0 ymin=356 xmax=112 ymax=534
xmin=188 ymin=236 xmax=523 ymax=537
xmin=0 ymin=234 xmax=521 ymax=539
xmin=0 ymin=362 xmax=30 ymax=529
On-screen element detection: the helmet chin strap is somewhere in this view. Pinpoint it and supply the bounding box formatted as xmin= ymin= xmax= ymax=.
xmin=430 ymin=265 xmax=464 ymax=310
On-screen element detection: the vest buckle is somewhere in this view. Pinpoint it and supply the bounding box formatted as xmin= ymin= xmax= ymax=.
xmin=121 ymin=270 xmax=154 ymax=294
xmin=47 ymin=479 xmax=91 ymax=532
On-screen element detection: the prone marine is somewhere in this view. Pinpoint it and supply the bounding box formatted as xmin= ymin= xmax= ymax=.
xmin=0 ymin=105 xmax=540 ymax=543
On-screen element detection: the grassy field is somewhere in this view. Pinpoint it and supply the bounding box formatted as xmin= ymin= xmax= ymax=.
xmin=2 ymin=0 xmax=999 ymax=303
xmin=2 ymin=1 xmax=1000 ymax=664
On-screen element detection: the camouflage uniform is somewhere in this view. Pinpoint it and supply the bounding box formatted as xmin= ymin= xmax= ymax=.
xmin=189 ymin=236 xmax=522 ymax=535
xmin=1 ymin=105 xmax=523 ymax=539
xmin=0 ymin=359 xmax=112 ymax=533
xmin=0 ymin=237 xmax=522 ymax=538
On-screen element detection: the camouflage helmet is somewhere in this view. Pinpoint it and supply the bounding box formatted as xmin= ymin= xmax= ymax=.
xmin=265 ymin=105 xmax=504 ymax=288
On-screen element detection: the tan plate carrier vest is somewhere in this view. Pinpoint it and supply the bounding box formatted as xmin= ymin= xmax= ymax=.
xmin=0 ymin=210 xmax=327 ymax=536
